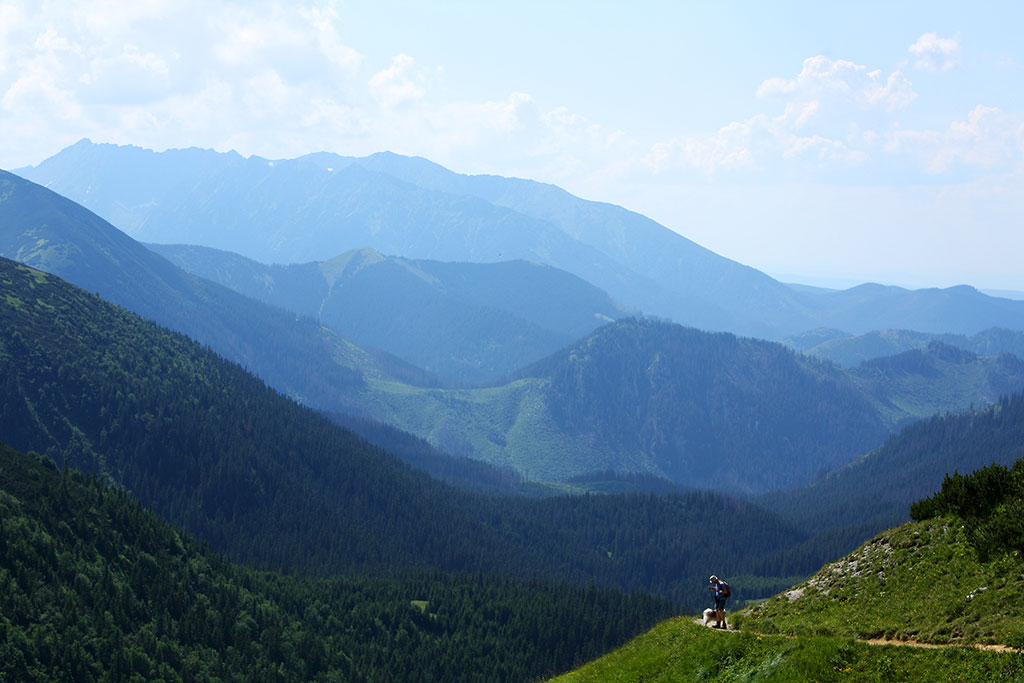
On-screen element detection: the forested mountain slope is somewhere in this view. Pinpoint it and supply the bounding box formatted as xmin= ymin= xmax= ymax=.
xmin=147 ymin=243 xmax=630 ymax=385
xmin=312 ymin=317 xmax=1024 ymax=494
xmin=0 ymin=443 xmax=676 ymax=682
xmin=364 ymin=318 xmax=1022 ymax=494
xmin=0 ymin=257 xmax=810 ymax=608
xmin=511 ymin=319 xmax=888 ymax=493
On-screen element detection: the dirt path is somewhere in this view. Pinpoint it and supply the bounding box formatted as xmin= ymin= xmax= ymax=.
xmin=693 ymin=618 xmax=1019 ymax=653
xmin=860 ymin=638 xmax=1018 ymax=653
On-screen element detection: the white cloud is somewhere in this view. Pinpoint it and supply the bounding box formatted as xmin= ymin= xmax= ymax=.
xmin=638 ymin=56 xmax=908 ymax=180
xmin=77 ymin=44 xmax=172 ymax=105
xmin=886 ymin=105 xmax=1023 ymax=173
xmin=0 ymin=0 xmax=372 ymax=165
xmin=909 ymin=32 xmax=960 ymax=72
xmin=369 ymin=54 xmax=426 ymax=108
xmin=756 ymin=55 xmax=915 ymax=112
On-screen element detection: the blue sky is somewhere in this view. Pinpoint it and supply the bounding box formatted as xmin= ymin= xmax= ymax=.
xmin=2 ymin=0 xmax=1022 ymax=290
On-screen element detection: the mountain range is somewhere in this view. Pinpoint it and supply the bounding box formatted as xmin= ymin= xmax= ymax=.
xmin=4 ymin=168 xmax=1024 ymax=495
xmin=18 ymin=139 xmax=1024 ymax=339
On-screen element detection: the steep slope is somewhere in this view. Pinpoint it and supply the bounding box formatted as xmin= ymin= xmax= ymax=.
xmin=147 ymin=243 xmax=630 ymax=385
xmin=0 ymin=257 xmax=808 ymax=607
xmin=0 ymin=443 xmax=675 ymax=682
xmin=738 ymin=518 xmax=1024 ymax=646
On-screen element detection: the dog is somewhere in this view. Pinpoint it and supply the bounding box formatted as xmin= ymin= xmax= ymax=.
xmin=702 ymin=608 xmax=728 ymax=628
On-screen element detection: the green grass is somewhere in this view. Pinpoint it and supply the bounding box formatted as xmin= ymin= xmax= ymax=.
xmin=547 ymin=618 xmax=1024 ymax=682
xmin=733 ymin=517 xmax=1024 ymax=647
xmin=362 ymin=376 xmax=616 ymax=480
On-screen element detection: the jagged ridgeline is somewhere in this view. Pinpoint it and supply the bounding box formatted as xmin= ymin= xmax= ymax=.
xmin=0 ymin=443 xmax=675 ymax=682
xmin=0 ymin=257 xmax=805 ymax=607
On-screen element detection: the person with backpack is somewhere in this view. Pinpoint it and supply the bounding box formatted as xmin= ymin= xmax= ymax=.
xmin=707 ymin=575 xmax=731 ymax=628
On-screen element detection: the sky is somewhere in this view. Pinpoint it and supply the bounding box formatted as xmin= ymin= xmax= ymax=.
xmin=2 ymin=0 xmax=1022 ymax=290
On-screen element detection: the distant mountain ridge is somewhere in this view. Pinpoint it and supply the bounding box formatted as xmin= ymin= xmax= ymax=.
xmin=20 ymin=139 xmax=1024 ymax=338
xmin=147 ymin=243 xmax=630 ymax=385
xmin=785 ymin=327 xmax=1024 ymax=367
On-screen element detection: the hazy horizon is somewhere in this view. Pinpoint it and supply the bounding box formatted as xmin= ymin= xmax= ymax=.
xmin=3 ymin=1 xmax=1022 ymax=290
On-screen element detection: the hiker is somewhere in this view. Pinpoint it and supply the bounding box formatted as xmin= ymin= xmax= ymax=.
xmin=707 ymin=575 xmax=730 ymax=628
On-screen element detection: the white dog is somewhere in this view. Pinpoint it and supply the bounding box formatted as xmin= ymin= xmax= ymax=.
xmin=702 ymin=608 xmax=718 ymax=627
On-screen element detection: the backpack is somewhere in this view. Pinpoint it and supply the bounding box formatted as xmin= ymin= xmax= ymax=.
xmin=719 ymin=581 xmax=731 ymax=597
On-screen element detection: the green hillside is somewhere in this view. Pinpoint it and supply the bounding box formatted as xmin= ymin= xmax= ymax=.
xmin=740 ymin=456 xmax=1024 ymax=648
xmin=736 ymin=518 xmax=1024 ymax=646
xmin=0 ymin=443 xmax=675 ymax=682
xmin=546 ymin=458 xmax=1024 ymax=682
